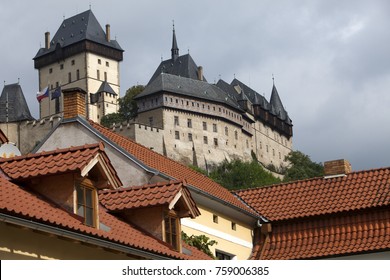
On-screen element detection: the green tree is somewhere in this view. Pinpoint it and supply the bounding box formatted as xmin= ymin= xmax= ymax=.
xmin=181 ymin=232 xmax=217 ymax=259
xmin=100 ymin=112 xmax=124 ymax=128
xmin=209 ymin=159 xmax=281 ymax=190
xmin=283 ymin=150 xmax=324 ymax=182
xmin=101 ymin=85 xmax=145 ymax=128
xmin=119 ymin=85 xmax=145 ymax=122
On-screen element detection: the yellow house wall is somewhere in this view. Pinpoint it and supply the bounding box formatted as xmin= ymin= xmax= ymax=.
xmin=0 ymin=222 xmax=137 ymax=260
xmin=182 ymin=205 xmax=253 ymax=260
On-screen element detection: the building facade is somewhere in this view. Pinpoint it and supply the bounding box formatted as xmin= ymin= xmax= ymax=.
xmin=131 ymin=27 xmax=293 ymax=171
xmin=33 ymin=10 xmax=123 ymax=123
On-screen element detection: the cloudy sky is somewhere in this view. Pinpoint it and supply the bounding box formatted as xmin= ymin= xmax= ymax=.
xmin=1 ymin=0 xmax=389 ymax=171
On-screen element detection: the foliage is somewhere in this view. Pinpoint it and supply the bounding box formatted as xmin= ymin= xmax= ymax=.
xmin=101 ymin=85 xmax=145 ymax=128
xmin=100 ymin=112 xmax=124 ymax=128
xmin=119 ymin=85 xmax=145 ymax=122
xmin=283 ymin=150 xmax=324 ymax=182
xmin=209 ymin=159 xmax=281 ymax=190
xmin=181 ymin=232 xmax=217 ymax=259
xmin=188 ymin=164 xmax=208 ymax=176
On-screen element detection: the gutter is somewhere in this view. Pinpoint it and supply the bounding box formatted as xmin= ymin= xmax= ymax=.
xmin=0 ymin=213 xmax=171 ymax=260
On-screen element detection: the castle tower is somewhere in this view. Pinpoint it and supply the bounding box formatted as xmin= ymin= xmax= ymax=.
xmin=33 ymin=10 xmax=124 ymax=123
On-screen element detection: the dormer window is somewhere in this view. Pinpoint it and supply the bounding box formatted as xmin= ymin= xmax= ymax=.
xmin=164 ymin=213 xmax=180 ymax=250
xmin=75 ymin=179 xmax=98 ymax=227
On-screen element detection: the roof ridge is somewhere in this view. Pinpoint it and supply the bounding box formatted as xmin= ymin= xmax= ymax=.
xmin=0 ymin=142 xmax=103 ymax=163
xmin=99 ymin=180 xmax=183 ymax=194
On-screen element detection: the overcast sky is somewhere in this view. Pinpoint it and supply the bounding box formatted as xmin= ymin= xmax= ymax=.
xmin=1 ymin=0 xmax=389 ymax=171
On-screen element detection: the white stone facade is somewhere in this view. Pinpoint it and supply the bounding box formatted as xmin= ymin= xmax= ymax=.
xmin=37 ymin=52 xmax=120 ymax=122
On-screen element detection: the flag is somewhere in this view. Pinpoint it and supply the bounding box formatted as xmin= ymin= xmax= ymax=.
xmin=51 ymin=87 xmax=61 ymax=100
xmin=36 ymin=86 xmax=49 ymax=102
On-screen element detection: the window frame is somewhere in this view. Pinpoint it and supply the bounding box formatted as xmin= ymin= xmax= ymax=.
xmin=75 ymin=179 xmax=98 ymax=228
xmin=164 ymin=212 xmax=180 ymax=251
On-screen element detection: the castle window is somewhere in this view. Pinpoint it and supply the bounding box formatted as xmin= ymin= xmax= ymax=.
xmin=71 ymin=59 xmax=75 ymax=65
xmin=176 ymin=99 xmax=178 ymax=103
xmin=231 ymin=222 xmax=237 ymax=231
xmin=149 ymin=117 xmax=154 ymax=127
xmin=175 ymin=131 xmax=180 ymax=140
xmin=246 ymin=139 xmax=249 ymax=148
xmin=213 ymin=215 xmax=218 ymax=224
xmin=203 ymin=122 xmax=207 ymax=131
xmin=75 ymin=182 xmax=97 ymax=227
xmin=188 ymin=133 xmax=193 ymax=141
xmin=187 ymin=119 xmax=192 ymax=128
xmin=266 ymin=145 xmax=269 ymax=152
xmin=235 ymin=131 xmax=238 ymax=140
xmin=97 ymin=70 xmax=100 ymax=80
xmin=104 ymin=72 xmax=107 ymax=82
xmin=213 ymin=106 xmax=216 ymax=111
xmin=187 ymin=101 xmax=189 ymax=106
xmin=279 ymin=152 xmax=281 ymax=159
xmin=203 ymin=136 xmax=208 ymax=144
xmin=192 ymin=102 xmax=194 ymax=106
xmin=106 ymin=61 xmax=109 ymax=67
xmin=225 ymin=127 xmax=228 ymax=136
xmin=219 ymin=108 xmax=221 ymax=112
xmin=49 ymin=68 xmax=53 ymax=74
xmin=164 ymin=214 xmax=179 ymax=251
xmin=76 ymin=69 xmax=80 ymax=80
xmin=273 ymin=149 xmax=275 ymax=156
xmin=60 ymin=64 xmax=64 ymax=70
xmin=213 ymin=124 xmax=217 ymax=133
xmin=98 ymin=59 xmax=101 ymax=64
xmin=214 ymin=138 xmax=218 ymax=146
xmin=174 ymin=116 xmax=179 ymax=126
xmin=68 ymin=72 xmax=71 ymax=83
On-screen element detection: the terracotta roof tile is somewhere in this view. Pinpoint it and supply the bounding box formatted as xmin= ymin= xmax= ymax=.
xmin=99 ymin=180 xmax=200 ymax=217
xmin=234 ymin=168 xmax=390 ymax=221
xmin=254 ymin=209 xmax=390 ymax=259
xmin=0 ymin=176 xmax=210 ymax=259
xmin=88 ymin=120 xmax=257 ymax=216
xmin=0 ymin=143 xmax=121 ymax=186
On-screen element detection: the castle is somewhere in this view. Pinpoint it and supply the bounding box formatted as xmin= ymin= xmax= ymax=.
xmin=2 ymin=10 xmax=292 ymax=172
xmin=125 ymin=26 xmax=293 ymax=171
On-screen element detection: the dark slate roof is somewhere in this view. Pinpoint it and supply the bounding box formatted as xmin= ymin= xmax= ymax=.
xmin=34 ymin=10 xmax=122 ymax=59
xmin=215 ymin=79 xmax=239 ymax=102
xmin=148 ymin=54 xmax=207 ymax=85
xmin=96 ymin=81 xmax=117 ymax=95
xmin=231 ymin=78 xmax=269 ymax=108
xmin=138 ymin=73 xmax=242 ymax=112
xmin=0 ymin=83 xmax=34 ymax=123
xmin=270 ymin=84 xmax=290 ymax=123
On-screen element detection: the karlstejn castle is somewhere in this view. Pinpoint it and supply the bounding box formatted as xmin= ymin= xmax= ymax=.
xmin=1 ymin=9 xmax=292 ymax=172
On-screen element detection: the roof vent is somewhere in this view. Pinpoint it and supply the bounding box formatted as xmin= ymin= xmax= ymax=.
xmin=324 ymin=159 xmax=352 ymax=177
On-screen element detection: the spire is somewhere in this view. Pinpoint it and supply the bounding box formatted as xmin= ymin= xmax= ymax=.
xmin=171 ymin=21 xmax=179 ymax=61
xmin=270 ymin=79 xmax=287 ymax=120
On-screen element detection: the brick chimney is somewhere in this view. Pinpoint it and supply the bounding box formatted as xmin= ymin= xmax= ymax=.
xmin=324 ymin=159 xmax=352 ymax=176
xmin=45 ymin=32 xmax=50 ymax=49
xmin=197 ymin=66 xmax=203 ymax=81
xmin=62 ymin=88 xmax=87 ymax=119
xmin=105 ymin=24 xmax=110 ymax=42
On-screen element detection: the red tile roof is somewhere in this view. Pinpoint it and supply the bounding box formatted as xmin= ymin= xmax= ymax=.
xmin=0 ymin=143 xmax=121 ymax=187
xmin=89 ymin=120 xmax=257 ymax=216
xmin=252 ymin=208 xmax=390 ymax=259
xmin=0 ymin=176 xmax=210 ymax=260
xmin=234 ymin=168 xmax=390 ymax=221
xmin=99 ymin=180 xmax=200 ymax=217
xmin=235 ymin=167 xmax=390 ymax=259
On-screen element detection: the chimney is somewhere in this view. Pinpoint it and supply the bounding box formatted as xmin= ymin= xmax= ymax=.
xmin=62 ymin=88 xmax=87 ymax=119
xmin=45 ymin=32 xmax=50 ymax=49
xmin=105 ymin=24 xmax=110 ymax=42
xmin=324 ymin=159 xmax=352 ymax=176
xmin=197 ymin=66 xmax=203 ymax=81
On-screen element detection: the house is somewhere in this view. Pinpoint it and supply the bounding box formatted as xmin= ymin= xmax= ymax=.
xmin=0 ymin=142 xmax=209 ymax=259
xmin=32 ymin=87 xmax=260 ymax=260
xmin=234 ymin=159 xmax=390 ymax=259
xmin=33 ymin=9 xmax=123 ymax=122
